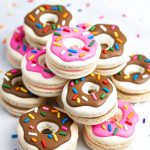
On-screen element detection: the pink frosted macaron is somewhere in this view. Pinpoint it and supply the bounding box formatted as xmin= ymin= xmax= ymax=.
xmin=46 ymin=26 xmax=101 ymax=79
xmin=21 ymin=49 xmax=67 ymax=97
xmin=84 ymin=100 xmax=139 ymax=150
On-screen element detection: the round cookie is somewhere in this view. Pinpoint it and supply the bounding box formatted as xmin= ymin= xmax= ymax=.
xmin=17 ymin=105 xmax=78 ymax=150
xmin=0 ymin=69 xmax=45 ymax=116
xmin=62 ymin=73 xmax=118 ymax=125
xmin=24 ymin=4 xmax=73 ymax=45
xmin=46 ymin=26 xmax=100 ymax=79
xmin=88 ymin=24 xmax=128 ymax=76
xmin=111 ymin=54 xmax=150 ymax=103
xmin=21 ymin=50 xmax=67 ymax=97
xmin=84 ymin=100 xmax=139 ymax=150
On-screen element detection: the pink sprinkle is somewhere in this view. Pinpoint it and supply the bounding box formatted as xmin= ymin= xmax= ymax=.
xmin=42 ymin=106 xmax=49 ymax=111
xmin=70 ymin=82 xmax=74 ymax=87
xmin=136 ymin=34 xmax=140 ymax=38
xmin=111 ymin=25 xmax=116 ymax=30
xmin=92 ymin=93 xmax=97 ymax=100
xmin=148 ymin=65 xmax=150 ymax=69
xmin=133 ymin=55 xmax=137 ymax=60
xmin=122 ymin=14 xmax=127 ymax=18
xmin=62 ymin=126 xmax=68 ymax=131
xmin=99 ymin=15 xmax=104 ymax=19
xmin=11 ymin=69 xmax=17 ymax=74
xmin=86 ymin=3 xmax=90 ymax=7
xmin=29 ymin=125 xmax=34 ymax=129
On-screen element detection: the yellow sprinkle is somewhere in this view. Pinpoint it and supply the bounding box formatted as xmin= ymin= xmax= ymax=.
xmin=114 ymin=32 xmax=119 ymax=38
xmin=39 ymin=7 xmax=45 ymax=11
xmin=73 ymin=29 xmax=79 ymax=32
xmin=57 ymin=112 xmax=60 ymax=118
xmin=124 ymin=104 xmax=128 ymax=110
xmin=51 ymin=109 xmax=58 ymax=113
xmin=28 ymin=14 xmax=35 ymax=21
xmin=92 ymin=31 xmax=99 ymax=35
xmin=102 ymin=124 xmax=107 ymax=130
xmin=124 ymin=75 xmax=130 ymax=79
xmin=53 ymin=42 xmax=62 ymax=47
xmin=31 ymin=137 xmax=37 ymax=143
xmin=53 ymin=133 xmax=58 ymax=141
xmin=90 ymin=73 xmax=95 ymax=77
xmin=147 ymin=69 xmax=150 ymax=73
xmin=63 ymin=13 xmax=68 ymax=18
xmin=20 ymin=87 xmax=27 ymax=93
xmin=116 ymin=38 xmax=123 ymax=44
xmin=6 ymin=73 xmax=12 ymax=76
xmin=127 ymin=112 xmax=135 ymax=120
xmin=43 ymin=24 xmax=46 ymax=27
xmin=55 ymin=36 xmax=63 ymax=42
xmin=115 ymin=122 xmax=123 ymax=128
xmin=79 ymin=53 xmax=86 ymax=57
xmin=77 ymin=98 xmax=80 ymax=103
xmin=57 ymin=24 xmax=61 ymax=28
xmin=28 ymin=55 xmax=35 ymax=60
xmin=97 ymin=74 xmax=101 ymax=80
xmin=28 ymin=113 xmax=35 ymax=120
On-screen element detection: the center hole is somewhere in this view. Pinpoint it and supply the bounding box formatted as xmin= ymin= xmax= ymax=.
xmin=11 ymin=76 xmax=24 ymax=87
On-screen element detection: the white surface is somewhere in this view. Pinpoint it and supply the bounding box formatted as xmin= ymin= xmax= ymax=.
xmin=0 ymin=0 xmax=150 ymax=149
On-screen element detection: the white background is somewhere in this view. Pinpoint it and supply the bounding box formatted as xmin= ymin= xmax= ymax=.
xmin=0 ymin=0 xmax=150 ymax=149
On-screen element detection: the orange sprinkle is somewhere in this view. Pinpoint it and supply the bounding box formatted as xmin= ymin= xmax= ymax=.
xmin=15 ymin=87 xmax=20 ymax=91
xmin=116 ymin=38 xmax=123 ymax=44
xmin=55 ymin=36 xmax=63 ymax=41
xmin=57 ymin=24 xmax=61 ymax=28
xmin=51 ymin=109 xmax=58 ymax=113
xmin=147 ymin=69 xmax=150 ymax=73
xmin=63 ymin=13 xmax=68 ymax=18
xmin=124 ymin=104 xmax=128 ymax=110
xmin=102 ymin=124 xmax=107 ymax=130
xmin=92 ymin=31 xmax=99 ymax=35
xmin=127 ymin=112 xmax=135 ymax=120
xmin=115 ymin=122 xmax=123 ymax=128
xmin=31 ymin=137 xmax=37 ymax=143
xmin=97 ymin=74 xmax=101 ymax=80
xmin=29 ymin=14 xmax=35 ymax=21
xmin=79 ymin=53 xmax=86 ymax=57
xmin=6 ymin=73 xmax=12 ymax=76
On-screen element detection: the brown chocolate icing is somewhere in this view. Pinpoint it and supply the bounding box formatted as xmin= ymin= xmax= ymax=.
xmin=88 ymin=24 xmax=127 ymax=59
xmin=2 ymin=69 xmax=38 ymax=98
xmin=19 ymin=105 xmax=73 ymax=149
xmin=24 ymin=5 xmax=72 ymax=37
xmin=113 ymin=54 xmax=150 ymax=84
xmin=67 ymin=73 xmax=113 ymax=107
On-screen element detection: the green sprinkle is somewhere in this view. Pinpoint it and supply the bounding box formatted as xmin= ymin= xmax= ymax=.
xmin=118 ymin=71 xmax=122 ymax=75
xmin=40 ymin=112 xmax=46 ymax=117
xmin=16 ymin=45 xmax=20 ymax=50
xmin=52 ymin=24 xmax=56 ymax=30
xmin=138 ymin=55 xmax=142 ymax=60
xmin=89 ymin=26 xmax=95 ymax=31
xmin=109 ymin=47 xmax=114 ymax=51
xmin=88 ymin=40 xmax=95 ymax=47
xmin=54 ymin=32 xmax=61 ymax=36
xmin=58 ymin=5 xmax=63 ymax=12
xmin=68 ymin=53 xmax=73 ymax=56
xmin=59 ymin=131 xmax=67 ymax=136
xmin=100 ymin=93 xmax=106 ymax=99
xmin=2 ymin=84 xmax=11 ymax=89
xmin=75 ymin=79 xmax=78 ymax=84
xmin=113 ymin=127 xmax=119 ymax=135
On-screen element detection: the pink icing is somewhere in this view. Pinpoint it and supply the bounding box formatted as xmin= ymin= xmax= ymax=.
xmin=10 ymin=26 xmax=32 ymax=55
xmin=26 ymin=50 xmax=55 ymax=78
xmin=92 ymin=100 xmax=139 ymax=138
xmin=50 ymin=26 xmax=98 ymax=62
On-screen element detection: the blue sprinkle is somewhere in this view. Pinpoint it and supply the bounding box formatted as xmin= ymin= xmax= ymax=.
xmin=56 ymin=28 xmax=61 ymax=31
xmin=68 ymin=49 xmax=77 ymax=53
xmin=144 ymin=59 xmax=150 ymax=63
xmin=61 ymin=117 xmax=69 ymax=124
xmin=23 ymin=45 xmax=27 ymax=52
xmin=48 ymin=134 xmax=53 ymax=139
xmin=143 ymin=118 xmax=146 ymax=124
xmin=24 ymin=118 xmax=30 ymax=123
xmin=11 ymin=134 xmax=18 ymax=139
xmin=133 ymin=74 xmax=139 ymax=81
xmin=31 ymin=50 xmax=37 ymax=53
xmin=36 ymin=23 xmax=42 ymax=29
xmin=72 ymin=87 xmax=78 ymax=94
xmin=88 ymin=35 xmax=94 ymax=39
xmin=102 ymin=87 xmax=110 ymax=93
xmin=80 ymin=77 xmax=85 ymax=82
xmin=108 ymin=124 xmax=112 ymax=132
xmin=52 ymin=6 xmax=58 ymax=10
xmin=114 ymin=43 xmax=119 ymax=50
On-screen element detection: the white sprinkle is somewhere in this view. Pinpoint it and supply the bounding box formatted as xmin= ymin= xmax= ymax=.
xmin=142 ymin=74 xmax=148 ymax=79
xmin=82 ymin=31 xmax=90 ymax=36
xmin=4 ymin=75 xmax=10 ymax=81
xmin=15 ymin=29 xmax=20 ymax=33
xmin=42 ymin=46 xmax=46 ymax=50
xmin=28 ymin=132 xmax=38 ymax=136
xmin=100 ymin=25 xmax=107 ymax=32
xmin=31 ymin=64 xmax=36 ymax=67
xmin=34 ymin=107 xmax=38 ymax=113
xmin=61 ymin=50 xmax=66 ymax=55
xmin=62 ymin=20 xmax=66 ymax=25
xmin=35 ymin=9 xmax=40 ymax=15
xmin=81 ymin=96 xmax=88 ymax=101
xmin=124 ymin=125 xmax=128 ymax=131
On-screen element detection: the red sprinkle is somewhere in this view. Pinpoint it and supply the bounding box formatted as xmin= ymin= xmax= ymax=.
xmin=72 ymin=94 xmax=78 ymax=100
xmin=63 ymin=28 xmax=70 ymax=32
xmin=82 ymin=47 xmax=90 ymax=51
xmin=43 ymin=27 xmax=50 ymax=33
xmin=41 ymin=140 xmax=47 ymax=148
xmin=103 ymin=80 xmax=109 ymax=85
xmin=102 ymin=50 xmax=107 ymax=54
xmin=44 ymin=5 xmax=49 ymax=9
xmin=125 ymin=120 xmax=132 ymax=126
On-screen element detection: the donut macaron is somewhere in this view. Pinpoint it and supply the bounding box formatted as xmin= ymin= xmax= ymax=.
xmin=84 ymin=100 xmax=139 ymax=150
xmin=88 ymin=24 xmax=127 ymax=76
xmin=111 ymin=54 xmax=150 ymax=103
xmin=17 ymin=105 xmax=78 ymax=150
xmin=21 ymin=49 xmax=67 ymax=97
xmin=62 ymin=73 xmax=118 ymax=125
xmin=0 ymin=69 xmax=45 ymax=116
xmin=46 ymin=26 xmax=100 ymax=79
xmin=24 ymin=4 xmax=73 ymax=45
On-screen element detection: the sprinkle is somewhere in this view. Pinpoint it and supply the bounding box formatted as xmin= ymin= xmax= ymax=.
xmin=43 ymin=69 xmax=52 ymax=73
xmin=63 ymin=13 xmax=68 ymax=18
xmin=56 ymin=36 xmax=63 ymax=41
xmin=23 ymin=45 xmax=27 ymax=52
xmin=116 ymin=38 xmax=123 ymax=44
xmin=24 ymin=118 xmax=30 ymax=123
xmin=138 ymin=55 xmax=142 ymax=60
xmin=61 ymin=117 xmax=69 ymax=124
xmin=102 ymin=124 xmax=107 ymax=130
xmin=20 ymin=87 xmax=27 ymax=93
xmin=60 ymin=50 xmax=66 ymax=55
xmin=92 ymin=93 xmax=97 ymax=100
xmin=34 ymin=107 xmax=38 ymax=113
xmin=127 ymin=112 xmax=135 ymax=120
xmin=51 ymin=109 xmax=58 ymax=113
xmin=29 ymin=125 xmax=34 ymax=129
xmin=36 ymin=23 xmax=42 ymax=29
xmin=82 ymin=47 xmax=90 ymax=51
xmin=48 ymin=134 xmax=53 ymax=139
xmin=90 ymin=73 xmax=95 ymax=77
xmin=54 ymin=32 xmax=61 ymax=36
xmin=82 ymin=31 xmax=90 ymax=35
xmin=11 ymin=69 xmax=17 ymax=74
xmin=125 ymin=120 xmax=132 ymax=126
xmin=102 ymin=87 xmax=110 ymax=93
xmin=100 ymin=93 xmax=106 ymax=99
xmin=115 ymin=122 xmax=123 ymax=128
xmin=11 ymin=134 xmax=18 ymax=139
xmin=80 ymin=77 xmax=85 ymax=82
xmin=108 ymin=124 xmax=112 ymax=132
xmin=28 ymin=113 xmax=35 ymax=120
xmin=7 ymin=72 xmax=12 ymax=76
xmin=143 ymin=118 xmax=146 ymax=124
xmin=70 ymin=81 xmax=74 ymax=86
xmin=102 ymin=80 xmax=109 ymax=85
xmin=68 ymin=49 xmax=77 ymax=53
xmin=43 ymin=27 xmax=50 ymax=33
xmin=79 ymin=53 xmax=86 ymax=57
xmin=88 ymin=40 xmax=95 ymax=47
xmin=109 ymin=47 xmax=114 ymax=51
xmin=41 ymin=140 xmax=47 ymax=148
xmin=142 ymin=74 xmax=149 ymax=79
xmin=77 ymin=98 xmax=80 ymax=103
xmin=132 ymin=55 xmax=137 ymax=60
xmin=114 ymin=32 xmax=118 ymax=38
xmin=124 ymin=104 xmax=128 ymax=110
xmin=100 ymin=25 xmax=107 ymax=31
xmin=59 ymin=131 xmax=67 ymax=136
xmin=62 ymin=126 xmax=68 ymax=131
xmin=28 ymin=55 xmax=35 ymax=60
xmin=52 ymin=24 xmax=56 ymax=30
xmin=144 ymin=59 xmax=150 ymax=63
xmin=113 ymin=127 xmax=119 ymax=135
xmin=114 ymin=43 xmax=119 ymax=50
xmin=97 ymin=74 xmax=101 ymax=80
xmin=88 ymin=35 xmax=94 ymax=39
xmin=147 ymin=69 xmax=150 ymax=72
xmin=31 ymin=50 xmax=37 ymax=53
xmin=118 ymin=71 xmax=122 ymax=75
xmin=57 ymin=112 xmax=60 ymax=118
xmin=15 ymin=87 xmax=20 ymax=91
xmin=28 ymin=14 xmax=35 ymax=21
xmin=28 ymin=132 xmax=37 ymax=136
xmin=72 ymin=94 xmax=78 ymax=100
xmin=63 ymin=28 xmax=70 ymax=32
xmin=53 ymin=42 xmax=62 ymax=47
xmin=31 ymin=138 xmax=37 ymax=143
xmin=73 ymin=28 xmax=79 ymax=32
xmin=42 ymin=106 xmax=49 ymax=111
xmin=52 ymin=6 xmax=58 ymax=10
xmin=35 ymin=9 xmax=40 ymax=15
xmin=111 ymin=25 xmax=116 ymax=30
xmin=40 ymin=112 xmax=46 ymax=117
xmin=2 ymin=84 xmax=11 ymax=89
xmin=58 ymin=5 xmax=63 ymax=12
xmin=124 ymin=125 xmax=128 ymax=131
xmin=75 ymin=79 xmax=78 ymax=84
xmin=72 ymin=87 xmax=78 ymax=94
xmin=4 ymin=76 xmax=10 ymax=81
xmin=133 ymin=74 xmax=139 ymax=81
xmin=148 ymin=65 xmax=150 ymax=69
xmin=39 ymin=7 xmax=45 ymax=11
xmin=89 ymin=26 xmax=96 ymax=31
xmin=81 ymin=96 xmax=88 ymax=101
xmin=124 ymin=75 xmax=130 ymax=79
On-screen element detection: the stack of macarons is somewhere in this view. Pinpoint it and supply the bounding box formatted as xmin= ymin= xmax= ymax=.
xmin=2 ymin=3 xmax=149 ymax=150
